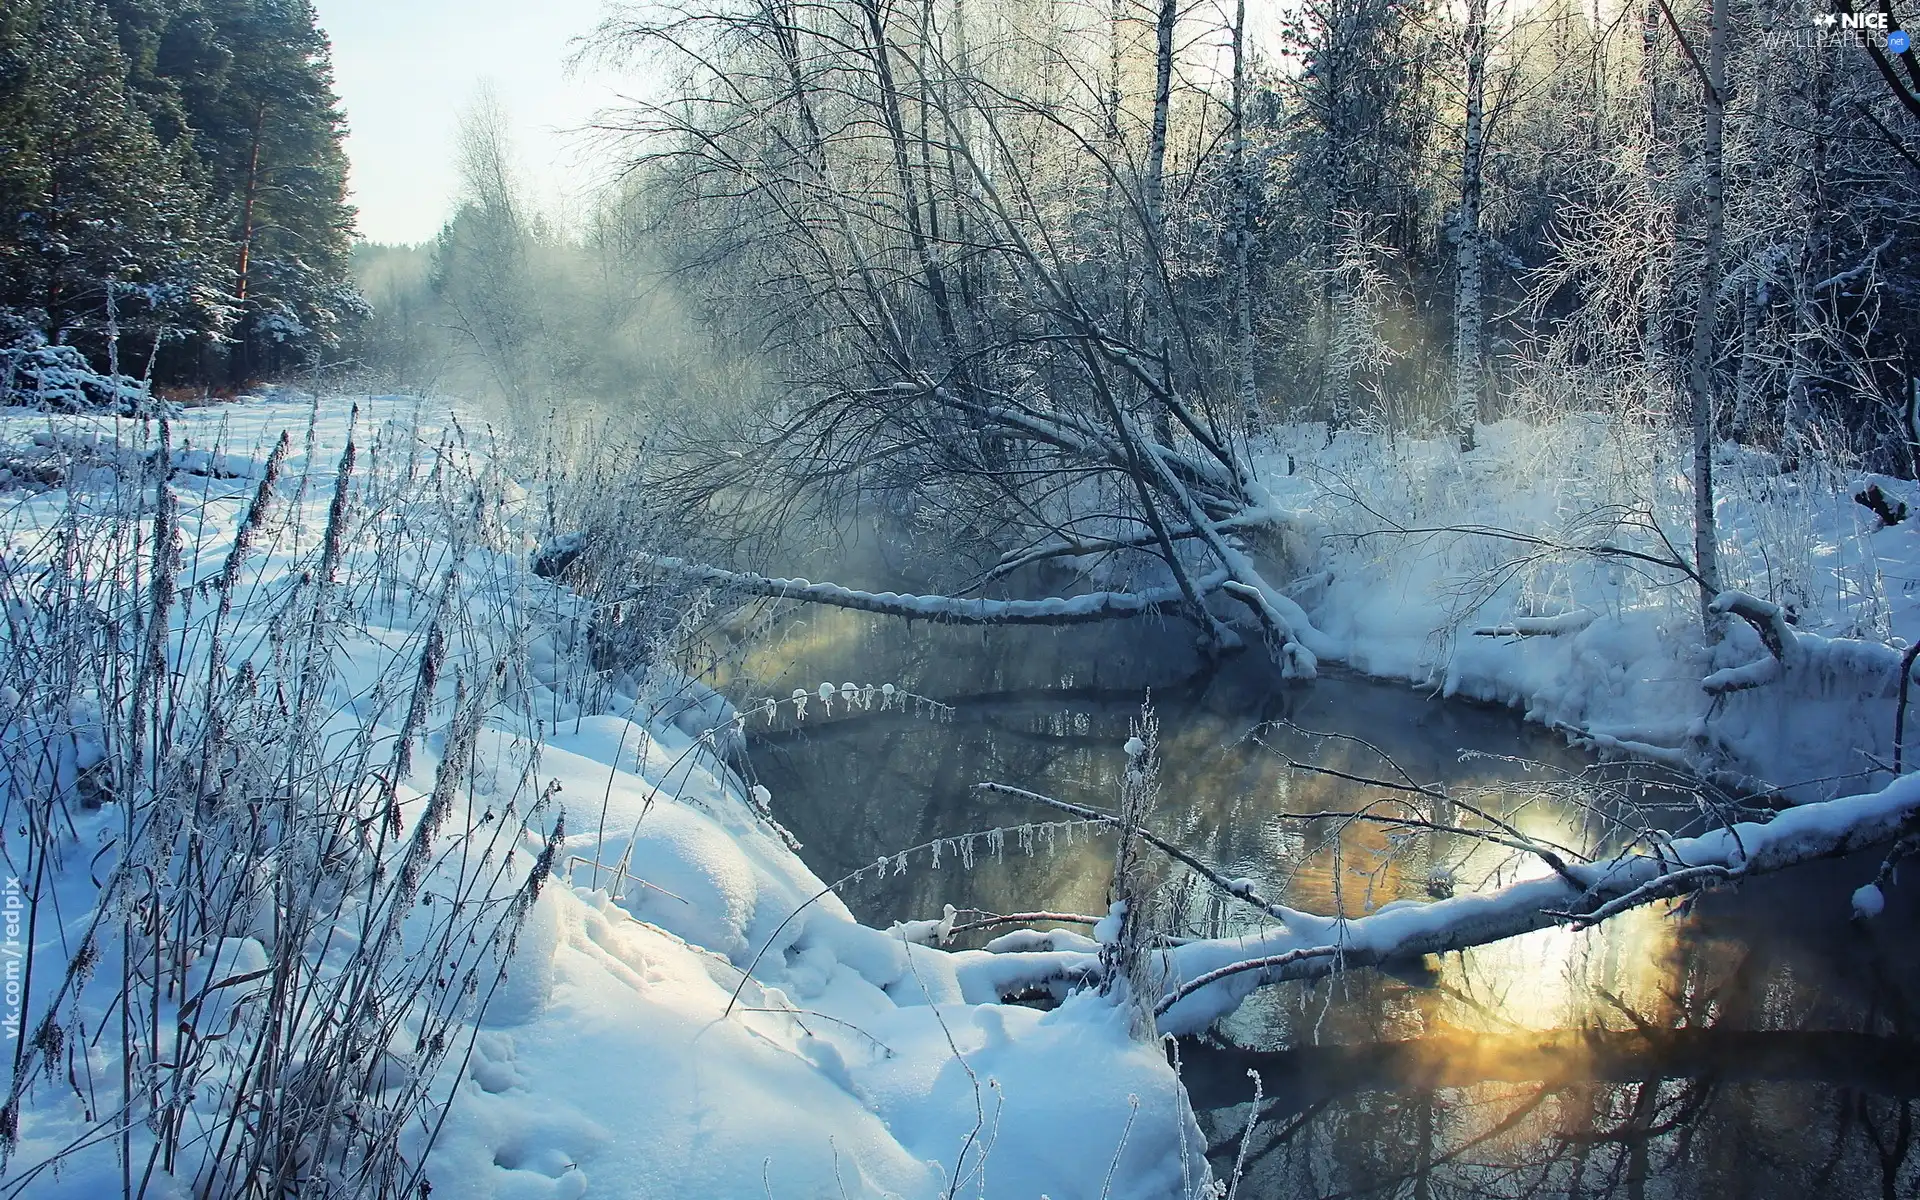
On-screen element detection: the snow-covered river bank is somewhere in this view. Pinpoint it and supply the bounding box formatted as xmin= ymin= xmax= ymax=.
xmin=4 ymin=392 xmax=1917 ymax=1198
xmin=722 ymin=569 xmax=1920 ymax=1196
xmin=0 ymin=394 xmax=1198 ymax=1199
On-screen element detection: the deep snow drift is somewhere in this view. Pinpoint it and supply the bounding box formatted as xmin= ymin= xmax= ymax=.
xmin=0 ymin=393 xmax=1203 ymax=1199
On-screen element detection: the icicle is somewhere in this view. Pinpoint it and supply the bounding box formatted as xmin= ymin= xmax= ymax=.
xmin=987 ymin=827 xmax=1005 ymax=862
xmin=881 ymin=682 xmax=896 ymax=711
xmin=959 ymin=835 xmax=976 ymax=870
xmin=891 ymin=852 xmax=908 ymax=876
xmin=929 ymin=839 xmax=943 ymax=869
xmin=841 ymin=682 xmax=858 ymax=707
xmin=818 ymin=681 xmax=835 ymax=715
xmin=762 ymin=699 xmax=779 ymax=726
xmin=792 ymin=688 xmax=809 ymax=720
xmin=859 ymin=683 xmax=875 ymax=710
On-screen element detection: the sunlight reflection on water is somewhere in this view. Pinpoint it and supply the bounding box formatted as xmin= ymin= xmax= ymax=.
xmin=719 ymin=599 xmax=1920 ymax=1197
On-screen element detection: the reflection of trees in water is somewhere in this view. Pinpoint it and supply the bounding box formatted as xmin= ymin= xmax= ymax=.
xmin=736 ymin=604 xmax=1920 ymax=1194
xmin=1193 ymin=928 xmax=1920 ymax=1197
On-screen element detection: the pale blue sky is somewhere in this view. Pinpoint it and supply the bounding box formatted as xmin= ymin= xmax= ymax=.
xmin=313 ymin=0 xmax=624 ymax=245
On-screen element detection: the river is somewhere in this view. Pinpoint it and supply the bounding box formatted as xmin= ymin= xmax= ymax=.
xmin=709 ymin=587 xmax=1919 ymax=1197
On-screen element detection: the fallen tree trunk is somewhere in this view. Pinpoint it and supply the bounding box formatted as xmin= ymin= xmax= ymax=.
xmin=622 ymin=553 xmax=1231 ymax=626
xmin=946 ymin=770 xmax=1920 ymax=1034
xmin=1153 ymin=769 xmax=1920 ymax=1030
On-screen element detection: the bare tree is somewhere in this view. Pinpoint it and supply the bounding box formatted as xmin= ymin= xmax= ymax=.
xmin=589 ymin=0 xmax=1330 ymax=671
xmin=1677 ymin=0 xmax=1727 ymax=623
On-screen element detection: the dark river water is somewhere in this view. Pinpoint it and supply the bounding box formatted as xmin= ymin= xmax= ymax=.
xmin=709 ymin=593 xmax=1920 ymax=1198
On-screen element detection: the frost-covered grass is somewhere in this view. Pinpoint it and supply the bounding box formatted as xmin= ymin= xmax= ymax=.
xmin=0 ymin=393 xmax=1205 ymax=1200
xmin=1257 ymin=414 xmax=1916 ymax=794
xmin=0 ymin=395 xmax=584 ymax=1197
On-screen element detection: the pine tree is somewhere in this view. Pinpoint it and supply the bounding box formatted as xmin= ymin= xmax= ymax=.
xmin=186 ymin=0 xmax=360 ymax=381
xmin=0 ymin=0 xmax=220 ymax=365
xmin=0 ymin=0 xmax=359 ymax=386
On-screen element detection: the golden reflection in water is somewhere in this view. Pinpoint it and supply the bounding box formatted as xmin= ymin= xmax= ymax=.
xmin=1426 ymin=904 xmax=1679 ymax=1035
xmin=712 ymin=602 xmax=1919 ymax=1196
xmin=712 ymin=604 xmax=874 ymax=693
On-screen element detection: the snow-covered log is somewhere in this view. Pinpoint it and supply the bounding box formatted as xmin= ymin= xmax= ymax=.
xmin=1702 ymin=589 xmax=1903 ymax=698
xmin=1150 ymin=770 xmax=1920 ymax=1032
xmin=627 ymin=554 xmax=1231 ymax=626
xmin=1471 ymin=610 xmax=1597 ymax=637
xmin=960 ymin=772 xmax=1920 ymax=1032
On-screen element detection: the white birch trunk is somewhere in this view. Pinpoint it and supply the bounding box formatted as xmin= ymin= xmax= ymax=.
xmin=1229 ymin=0 xmax=1255 ymax=427
xmin=1686 ymin=0 xmax=1728 ymax=623
xmin=1143 ymin=0 xmax=1176 ymax=241
xmin=1452 ymin=0 xmax=1488 ymax=454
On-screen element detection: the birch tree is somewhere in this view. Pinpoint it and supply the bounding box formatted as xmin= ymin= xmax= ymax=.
xmin=1679 ymin=0 xmax=1726 ymax=622
xmin=1451 ymin=0 xmax=1488 ymax=452
xmin=1226 ymin=0 xmax=1255 ymax=425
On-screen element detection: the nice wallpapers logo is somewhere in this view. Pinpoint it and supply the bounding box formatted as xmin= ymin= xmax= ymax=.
xmin=1811 ymin=9 xmax=1912 ymax=51
xmin=1759 ymin=10 xmax=1912 ymax=51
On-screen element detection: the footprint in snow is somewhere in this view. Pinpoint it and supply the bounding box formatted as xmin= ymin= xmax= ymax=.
xmin=469 ymin=1031 xmax=521 ymax=1095
xmin=490 ymin=1138 xmax=588 ymax=1200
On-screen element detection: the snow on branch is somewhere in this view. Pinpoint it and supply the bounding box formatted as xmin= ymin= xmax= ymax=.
xmin=1703 ymin=589 xmax=1902 ymax=696
xmin=1152 ymin=770 xmax=1920 ymax=1033
xmin=1709 ymin=590 xmax=1796 ymax=661
xmin=1471 ymin=611 xmax=1597 ymax=638
xmin=624 ymin=554 xmax=1230 ymax=625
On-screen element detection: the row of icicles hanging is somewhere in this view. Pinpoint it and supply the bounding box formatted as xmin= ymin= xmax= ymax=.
xmin=746 ymin=681 xmax=955 ymax=724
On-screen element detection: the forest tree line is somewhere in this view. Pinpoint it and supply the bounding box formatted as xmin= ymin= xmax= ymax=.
xmin=392 ymin=0 xmax=1920 ymax=480
xmin=6 ymin=0 xmax=1916 ymax=486
xmin=0 ymin=0 xmax=357 ymax=387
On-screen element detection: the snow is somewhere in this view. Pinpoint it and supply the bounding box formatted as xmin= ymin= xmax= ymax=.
xmin=638 ymin=553 xmax=1229 ymax=626
xmin=1852 ymin=882 xmax=1887 ymax=918
xmin=1097 ymin=753 xmax=1920 ymax=1032
xmin=0 ymin=339 xmax=158 ymax=414
xmin=1251 ymin=414 xmax=1915 ymax=797
xmin=11 ymin=392 xmax=1920 ymax=1196
xmin=0 ymin=391 xmax=1207 ymax=1199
